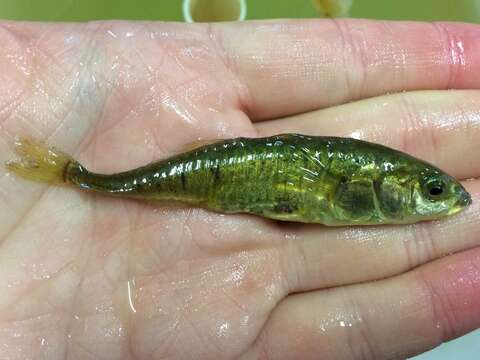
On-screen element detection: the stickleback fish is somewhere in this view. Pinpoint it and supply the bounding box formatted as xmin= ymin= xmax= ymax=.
xmin=5 ymin=134 xmax=471 ymax=225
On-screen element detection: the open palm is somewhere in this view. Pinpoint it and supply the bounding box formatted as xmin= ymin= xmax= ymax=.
xmin=0 ymin=20 xmax=479 ymax=359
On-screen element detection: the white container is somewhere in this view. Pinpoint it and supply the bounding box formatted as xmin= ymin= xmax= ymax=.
xmin=183 ymin=0 xmax=247 ymax=22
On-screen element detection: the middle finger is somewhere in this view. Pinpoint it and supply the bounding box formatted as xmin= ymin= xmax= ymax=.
xmin=256 ymin=90 xmax=480 ymax=179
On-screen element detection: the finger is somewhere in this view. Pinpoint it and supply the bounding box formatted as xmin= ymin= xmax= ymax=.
xmin=244 ymin=247 xmax=480 ymax=360
xmin=256 ymin=90 xmax=480 ymax=179
xmin=278 ymin=180 xmax=479 ymax=294
xmin=217 ymin=20 xmax=480 ymax=119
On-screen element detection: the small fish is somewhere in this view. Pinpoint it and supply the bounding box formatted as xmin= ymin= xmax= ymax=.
xmin=5 ymin=134 xmax=471 ymax=226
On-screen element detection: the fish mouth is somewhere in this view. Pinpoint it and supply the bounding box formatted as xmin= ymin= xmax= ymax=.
xmin=459 ymin=188 xmax=473 ymax=207
xmin=443 ymin=187 xmax=472 ymax=217
xmin=451 ymin=188 xmax=472 ymax=214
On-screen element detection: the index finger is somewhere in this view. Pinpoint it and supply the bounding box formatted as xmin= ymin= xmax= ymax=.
xmin=217 ymin=20 xmax=480 ymax=119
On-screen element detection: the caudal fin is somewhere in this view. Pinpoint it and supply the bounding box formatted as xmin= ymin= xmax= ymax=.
xmin=5 ymin=137 xmax=75 ymax=184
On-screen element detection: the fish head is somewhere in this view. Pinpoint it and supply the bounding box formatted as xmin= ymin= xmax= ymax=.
xmin=374 ymin=163 xmax=471 ymax=224
xmin=406 ymin=167 xmax=471 ymax=222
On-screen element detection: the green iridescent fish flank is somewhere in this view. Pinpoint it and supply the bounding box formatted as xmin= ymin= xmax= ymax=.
xmin=6 ymin=134 xmax=471 ymax=225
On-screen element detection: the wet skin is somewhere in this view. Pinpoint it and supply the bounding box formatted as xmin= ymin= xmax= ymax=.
xmin=0 ymin=19 xmax=480 ymax=360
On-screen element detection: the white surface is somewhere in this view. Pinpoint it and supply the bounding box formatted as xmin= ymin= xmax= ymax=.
xmin=183 ymin=0 xmax=247 ymax=22
xmin=411 ymin=329 xmax=480 ymax=359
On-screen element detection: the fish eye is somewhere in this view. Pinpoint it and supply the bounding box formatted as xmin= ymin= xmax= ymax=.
xmin=424 ymin=178 xmax=447 ymax=200
xmin=429 ymin=185 xmax=443 ymax=196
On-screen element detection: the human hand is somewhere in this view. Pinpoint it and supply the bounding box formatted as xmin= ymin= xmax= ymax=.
xmin=0 ymin=19 xmax=479 ymax=359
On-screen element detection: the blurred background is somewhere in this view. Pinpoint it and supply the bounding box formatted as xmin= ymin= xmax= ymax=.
xmin=0 ymin=0 xmax=478 ymax=359
xmin=0 ymin=0 xmax=478 ymax=22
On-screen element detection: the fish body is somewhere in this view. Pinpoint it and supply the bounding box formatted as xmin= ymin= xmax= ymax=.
xmin=6 ymin=134 xmax=471 ymax=225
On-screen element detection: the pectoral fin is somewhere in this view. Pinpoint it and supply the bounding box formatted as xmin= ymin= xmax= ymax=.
xmin=334 ymin=179 xmax=376 ymax=222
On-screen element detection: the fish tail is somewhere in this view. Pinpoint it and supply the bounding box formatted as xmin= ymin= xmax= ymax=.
xmin=5 ymin=137 xmax=76 ymax=185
